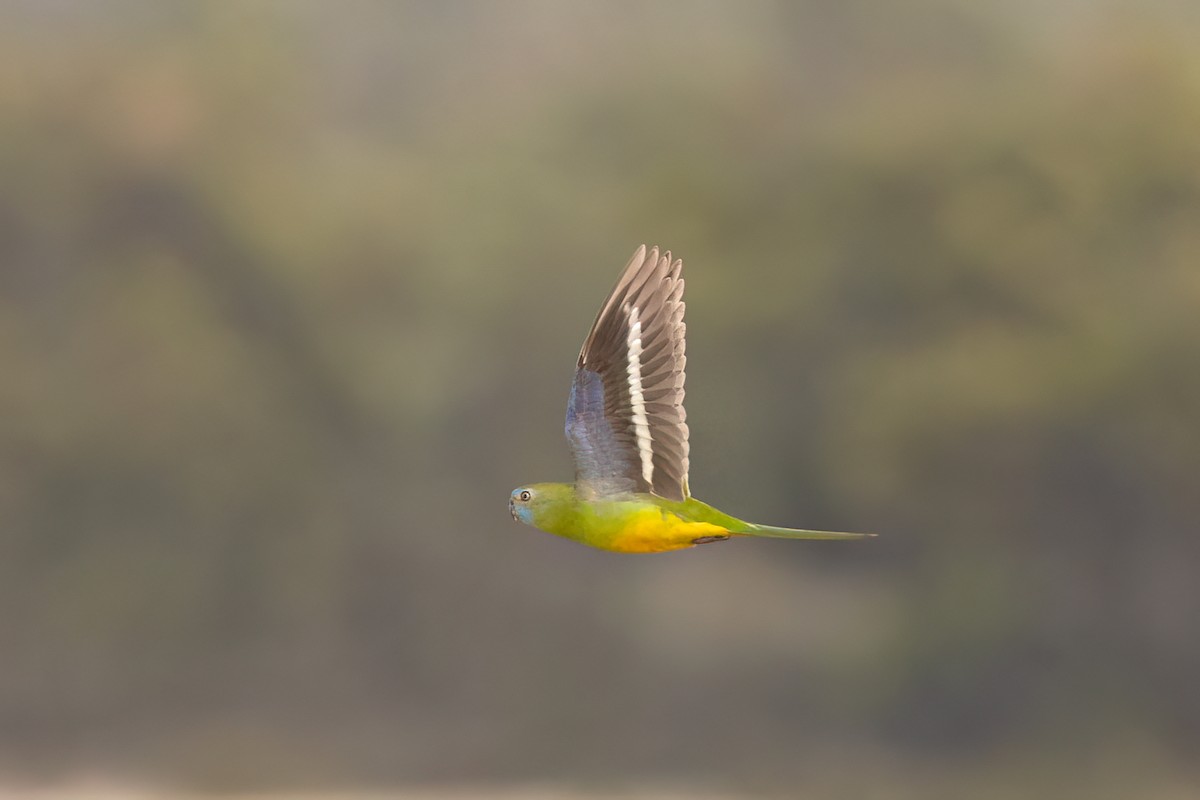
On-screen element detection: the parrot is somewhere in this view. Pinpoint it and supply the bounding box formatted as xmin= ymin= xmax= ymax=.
xmin=510 ymin=245 xmax=873 ymax=553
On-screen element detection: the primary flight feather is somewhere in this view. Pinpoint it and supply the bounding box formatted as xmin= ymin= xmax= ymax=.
xmin=510 ymin=245 xmax=872 ymax=553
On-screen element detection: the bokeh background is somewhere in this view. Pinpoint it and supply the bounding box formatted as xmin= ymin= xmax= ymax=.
xmin=2 ymin=1 xmax=1198 ymax=798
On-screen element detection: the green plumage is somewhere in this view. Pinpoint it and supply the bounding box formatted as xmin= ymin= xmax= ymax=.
xmin=511 ymin=483 xmax=870 ymax=553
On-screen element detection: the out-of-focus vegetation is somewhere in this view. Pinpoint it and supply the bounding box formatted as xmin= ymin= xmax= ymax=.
xmin=1 ymin=1 xmax=1198 ymax=797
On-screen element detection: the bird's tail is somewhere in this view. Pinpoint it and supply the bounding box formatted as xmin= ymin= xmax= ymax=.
xmin=742 ymin=523 xmax=874 ymax=540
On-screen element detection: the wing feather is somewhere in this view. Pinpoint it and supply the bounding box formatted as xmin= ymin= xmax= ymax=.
xmin=565 ymin=245 xmax=691 ymax=500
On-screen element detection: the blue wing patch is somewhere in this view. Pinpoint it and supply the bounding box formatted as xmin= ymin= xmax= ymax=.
xmin=565 ymin=368 xmax=640 ymax=497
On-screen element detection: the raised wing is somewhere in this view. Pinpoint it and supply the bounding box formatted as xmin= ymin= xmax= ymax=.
xmin=565 ymin=245 xmax=690 ymax=501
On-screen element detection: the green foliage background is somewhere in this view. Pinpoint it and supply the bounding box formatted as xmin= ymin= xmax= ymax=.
xmin=1 ymin=1 xmax=1198 ymax=796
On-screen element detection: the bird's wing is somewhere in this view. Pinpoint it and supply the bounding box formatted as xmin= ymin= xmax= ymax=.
xmin=565 ymin=245 xmax=691 ymax=501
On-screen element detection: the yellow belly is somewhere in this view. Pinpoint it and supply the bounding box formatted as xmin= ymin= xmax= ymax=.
xmin=608 ymin=507 xmax=730 ymax=554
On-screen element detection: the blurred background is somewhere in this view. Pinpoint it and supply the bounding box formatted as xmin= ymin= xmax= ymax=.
xmin=1 ymin=1 xmax=1198 ymax=798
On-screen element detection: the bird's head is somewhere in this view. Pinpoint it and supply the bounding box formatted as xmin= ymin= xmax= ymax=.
xmin=509 ymin=486 xmax=536 ymax=526
xmin=509 ymin=483 xmax=573 ymax=529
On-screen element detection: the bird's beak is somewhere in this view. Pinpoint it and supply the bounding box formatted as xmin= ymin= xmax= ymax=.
xmin=509 ymin=499 xmax=518 ymax=522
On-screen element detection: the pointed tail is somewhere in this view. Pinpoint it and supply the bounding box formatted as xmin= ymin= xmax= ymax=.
xmin=742 ymin=523 xmax=875 ymax=541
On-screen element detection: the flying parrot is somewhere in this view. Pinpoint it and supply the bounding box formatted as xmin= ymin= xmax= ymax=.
xmin=510 ymin=245 xmax=873 ymax=553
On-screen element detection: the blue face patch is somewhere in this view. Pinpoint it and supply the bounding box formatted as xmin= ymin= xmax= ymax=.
xmin=510 ymin=489 xmax=534 ymax=525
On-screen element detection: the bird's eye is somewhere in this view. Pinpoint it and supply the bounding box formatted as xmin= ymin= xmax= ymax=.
xmin=518 ymin=490 xmax=532 ymax=502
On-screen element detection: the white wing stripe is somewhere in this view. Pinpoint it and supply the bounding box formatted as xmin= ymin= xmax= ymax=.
xmin=624 ymin=304 xmax=655 ymax=486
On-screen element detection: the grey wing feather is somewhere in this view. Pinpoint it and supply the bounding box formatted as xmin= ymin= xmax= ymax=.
xmin=565 ymin=245 xmax=691 ymax=501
